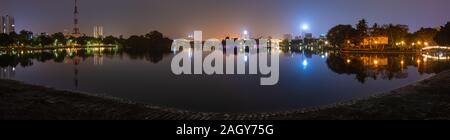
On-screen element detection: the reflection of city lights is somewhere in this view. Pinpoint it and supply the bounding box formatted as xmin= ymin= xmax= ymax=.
xmin=302 ymin=60 xmax=308 ymax=67
xmin=12 ymin=67 xmax=15 ymax=71
xmin=188 ymin=48 xmax=192 ymax=58
xmin=347 ymin=59 xmax=351 ymax=63
xmin=417 ymin=60 xmax=421 ymax=63
xmin=401 ymin=60 xmax=404 ymax=65
xmin=422 ymin=54 xmax=450 ymax=60
xmin=374 ymin=60 xmax=379 ymax=65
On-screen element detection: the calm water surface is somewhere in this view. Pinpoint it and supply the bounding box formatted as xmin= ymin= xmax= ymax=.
xmin=1 ymin=47 xmax=449 ymax=112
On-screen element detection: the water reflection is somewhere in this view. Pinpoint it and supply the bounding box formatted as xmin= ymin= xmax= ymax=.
xmin=1 ymin=46 xmax=449 ymax=112
xmin=1 ymin=46 xmax=449 ymax=84
xmin=275 ymin=46 xmax=449 ymax=83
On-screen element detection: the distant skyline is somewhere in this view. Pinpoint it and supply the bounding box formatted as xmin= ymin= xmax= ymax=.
xmin=1 ymin=0 xmax=450 ymax=38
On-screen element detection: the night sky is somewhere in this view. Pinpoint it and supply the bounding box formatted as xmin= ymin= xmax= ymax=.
xmin=1 ymin=0 xmax=449 ymax=38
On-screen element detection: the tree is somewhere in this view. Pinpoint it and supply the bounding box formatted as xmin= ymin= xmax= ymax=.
xmin=434 ymin=22 xmax=450 ymax=46
xmin=102 ymin=35 xmax=119 ymax=45
xmin=383 ymin=24 xmax=409 ymax=46
xmin=76 ymin=36 xmax=98 ymax=46
xmin=355 ymin=19 xmax=369 ymax=44
xmin=37 ymin=34 xmax=53 ymax=46
xmin=411 ymin=28 xmax=438 ymax=45
xmin=51 ymin=32 xmax=67 ymax=46
xmin=0 ymin=33 xmax=14 ymax=47
xmin=145 ymin=30 xmax=164 ymax=40
xmin=8 ymin=32 xmax=20 ymax=46
xmin=18 ymin=30 xmax=34 ymax=46
xmin=327 ymin=25 xmax=357 ymax=47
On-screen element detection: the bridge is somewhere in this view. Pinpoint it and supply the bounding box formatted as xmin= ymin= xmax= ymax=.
xmin=421 ymin=46 xmax=450 ymax=60
xmin=421 ymin=46 xmax=450 ymax=50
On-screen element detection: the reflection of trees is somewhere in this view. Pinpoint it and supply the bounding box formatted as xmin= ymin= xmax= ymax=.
xmin=0 ymin=48 xmax=119 ymax=68
xmin=326 ymin=52 xmax=450 ymax=83
xmin=0 ymin=45 xmax=173 ymax=68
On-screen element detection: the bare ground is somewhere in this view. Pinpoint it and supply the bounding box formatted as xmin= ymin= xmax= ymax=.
xmin=1 ymin=71 xmax=449 ymax=120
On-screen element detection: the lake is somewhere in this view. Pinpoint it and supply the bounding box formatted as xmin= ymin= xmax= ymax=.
xmin=0 ymin=46 xmax=449 ymax=112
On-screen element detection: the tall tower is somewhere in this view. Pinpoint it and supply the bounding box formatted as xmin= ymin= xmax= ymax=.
xmin=72 ymin=0 xmax=81 ymax=37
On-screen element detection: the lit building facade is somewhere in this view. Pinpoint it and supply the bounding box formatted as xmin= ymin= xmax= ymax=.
xmin=1 ymin=15 xmax=15 ymax=34
xmin=363 ymin=36 xmax=389 ymax=46
xmin=93 ymin=26 xmax=104 ymax=38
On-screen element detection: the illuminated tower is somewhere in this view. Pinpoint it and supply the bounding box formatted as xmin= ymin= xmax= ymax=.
xmin=72 ymin=0 xmax=81 ymax=37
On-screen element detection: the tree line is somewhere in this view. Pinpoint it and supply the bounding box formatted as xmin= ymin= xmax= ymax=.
xmin=0 ymin=31 xmax=127 ymax=48
xmin=0 ymin=30 xmax=172 ymax=50
xmin=326 ymin=20 xmax=450 ymax=48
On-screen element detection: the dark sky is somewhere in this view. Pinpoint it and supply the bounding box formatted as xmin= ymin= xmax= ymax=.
xmin=1 ymin=0 xmax=449 ymax=38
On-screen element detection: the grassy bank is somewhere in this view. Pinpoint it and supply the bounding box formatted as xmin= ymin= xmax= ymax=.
xmin=1 ymin=71 xmax=449 ymax=120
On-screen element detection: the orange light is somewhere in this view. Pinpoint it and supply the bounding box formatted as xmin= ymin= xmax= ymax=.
xmin=374 ymin=60 xmax=379 ymax=65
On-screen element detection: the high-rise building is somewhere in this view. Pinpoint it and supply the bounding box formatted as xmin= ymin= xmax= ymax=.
xmin=283 ymin=34 xmax=293 ymax=41
xmin=0 ymin=17 xmax=3 ymax=33
xmin=93 ymin=26 xmax=104 ymax=38
xmin=305 ymin=33 xmax=313 ymax=39
xmin=1 ymin=15 xmax=15 ymax=34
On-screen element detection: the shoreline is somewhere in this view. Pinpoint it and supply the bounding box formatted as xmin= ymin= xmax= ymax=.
xmin=0 ymin=45 xmax=118 ymax=51
xmin=1 ymin=71 xmax=449 ymax=120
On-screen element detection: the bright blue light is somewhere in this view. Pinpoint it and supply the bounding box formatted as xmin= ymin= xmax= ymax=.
xmin=302 ymin=60 xmax=308 ymax=66
xmin=302 ymin=24 xmax=309 ymax=30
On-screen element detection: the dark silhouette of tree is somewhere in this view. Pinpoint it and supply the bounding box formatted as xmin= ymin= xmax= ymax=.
xmin=102 ymin=35 xmax=119 ymax=45
xmin=37 ymin=33 xmax=53 ymax=46
xmin=51 ymin=32 xmax=67 ymax=45
xmin=383 ymin=24 xmax=409 ymax=46
xmin=412 ymin=28 xmax=438 ymax=45
xmin=18 ymin=30 xmax=34 ymax=46
xmin=355 ymin=19 xmax=369 ymax=45
xmin=145 ymin=31 xmax=164 ymax=40
xmin=75 ymin=35 xmax=99 ymax=46
xmin=123 ymin=31 xmax=173 ymax=63
xmin=0 ymin=33 xmax=14 ymax=47
xmin=434 ymin=22 xmax=450 ymax=46
xmin=8 ymin=32 xmax=20 ymax=46
xmin=327 ymin=25 xmax=357 ymax=47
